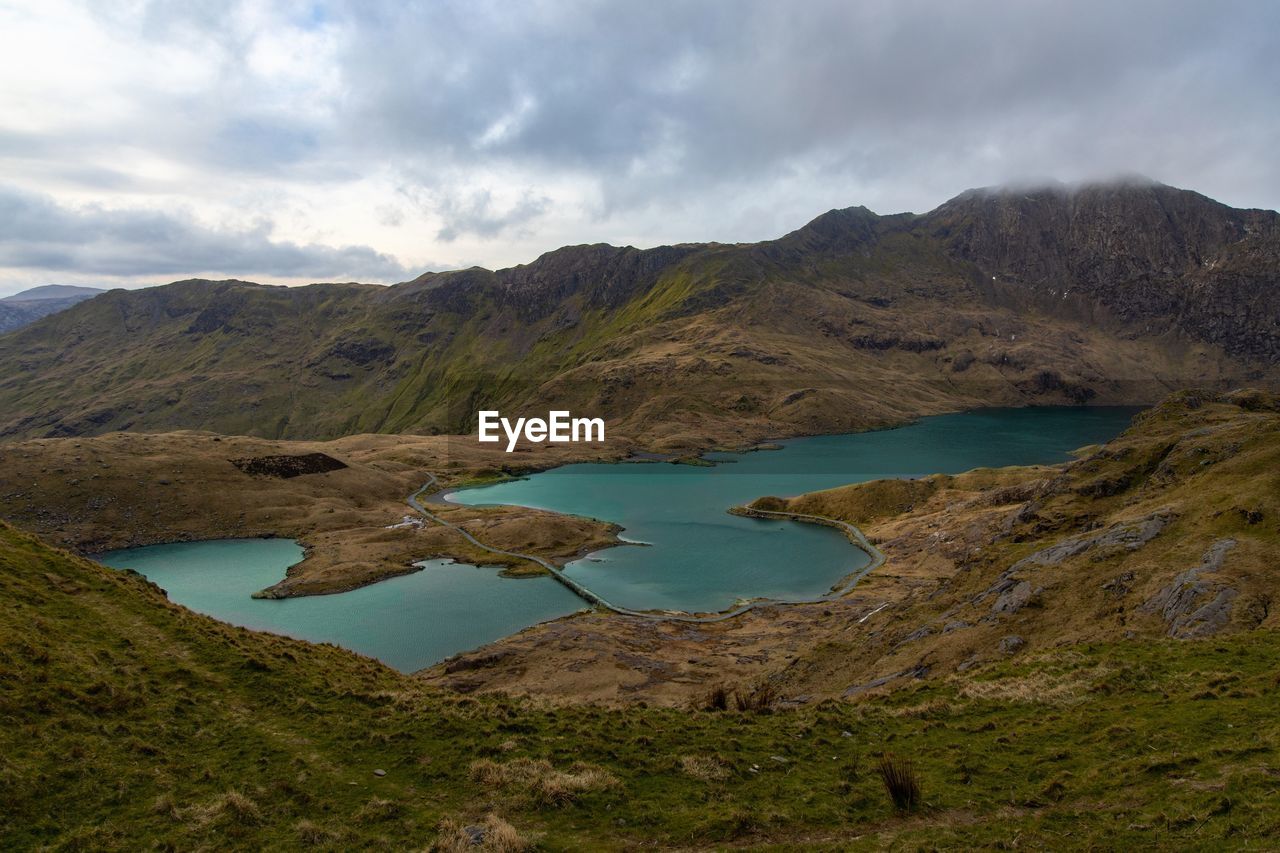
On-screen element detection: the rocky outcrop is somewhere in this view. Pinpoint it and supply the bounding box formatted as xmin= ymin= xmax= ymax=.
xmin=1142 ymin=539 xmax=1239 ymax=637
xmin=1007 ymin=510 xmax=1174 ymax=572
xmin=230 ymin=453 xmax=348 ymax=478
xmin=977 ymin=510 xmax=1173 ymax=616
xmin=498 ymin=243 xmax=702 ymax=318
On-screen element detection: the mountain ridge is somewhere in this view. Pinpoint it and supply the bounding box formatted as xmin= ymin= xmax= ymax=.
xmin=0 ymin=179 xmax=1275 ymax=444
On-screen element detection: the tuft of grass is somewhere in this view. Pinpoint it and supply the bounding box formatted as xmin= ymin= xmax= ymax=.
xmin=354 ymin=796 xmax=402 ymax=824
xmin=470 ymin=758 xmax=619 ymax=807
xmin=217 ymin=790 xmax=263 ymax=825
xmin=698 ymin=681 xmax=780 ymax=713
xmin=679 ymin=755 xmax=731 ymax=782
xmin=734 ymin=681 xmax=781 ymax=713
xmin=151 ymin=793 xmax=181 ymax=821
xmin=876 ymin=753 xmax=922 ymax=812
xmin=699 ymin=685 xmax=730 ymax=711
xmin=294 ymin=819 xmax=337 ymax=846
xmin=432 ymin=813 xmax=530 ymax=852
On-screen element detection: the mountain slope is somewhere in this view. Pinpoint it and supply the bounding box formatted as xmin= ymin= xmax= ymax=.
xmin=4 ymin=519 xmax=1280 ymax=848
xmin=0 ymin=180 xmax=1275 ymax=446
xmin=0 ymin=285 xmax=104 ymax=334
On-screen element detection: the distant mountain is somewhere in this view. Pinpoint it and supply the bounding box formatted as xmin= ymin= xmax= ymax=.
xmin=3 ymin=285 xmax=105 ymax=302
xmin=0 ymin=180 xmax=1276 ymax=445
xmin=0 ymin=285 xmax=104 ymax=334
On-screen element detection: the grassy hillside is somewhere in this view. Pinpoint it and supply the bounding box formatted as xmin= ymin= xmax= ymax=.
xmin=3 ymin=521 xmax=1280 ymax=849
xmin=1 ymin=181 xmax=1274 ymax=449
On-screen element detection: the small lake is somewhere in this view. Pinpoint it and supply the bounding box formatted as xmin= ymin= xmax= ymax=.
xmin=96 ymin=541 xmax=584 ymax=672
xmin=99 ymin=406 xmax=1140 ymax=670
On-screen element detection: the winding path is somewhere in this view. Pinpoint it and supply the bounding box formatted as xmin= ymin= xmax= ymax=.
xmin=406 ymin=474 xmax=886 ymax=624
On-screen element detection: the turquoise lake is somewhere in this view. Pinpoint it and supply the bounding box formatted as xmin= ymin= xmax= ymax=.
xmin=97 ymin=543 xmax=585 ymax=672
xmin=449 ymin=406 xmax=1143 ymax=612
xmin=99 ymin=406 xmax=1141 ymax=671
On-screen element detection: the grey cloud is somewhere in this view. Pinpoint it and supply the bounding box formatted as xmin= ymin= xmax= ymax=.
xmin=0 ymin=187 xmax=410 ymax=281
xmin=432 ymin=190 xmax=551 ymax=243
xmin=328 ymin=0 xmax=1280 ymax=216
xmin=6 ymin=0 xmax=1280 ymax=281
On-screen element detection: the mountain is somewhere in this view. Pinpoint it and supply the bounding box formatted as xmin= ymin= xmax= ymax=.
xmin=0 ymin=284 xmax=105 ymax=334
xmin=0 ymin=180 xmax=1275 ymax=446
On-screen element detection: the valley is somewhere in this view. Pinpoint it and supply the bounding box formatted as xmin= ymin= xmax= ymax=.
xmin=3 ymin=405 xmax=1139 ymax=670
xmin=7 ymin=1 xmax=1280 ymax=845
xmin=3 ymin=180 xmax=1279 ymax=849
xmin=3 ymin=389 xmax=1279 ymax=849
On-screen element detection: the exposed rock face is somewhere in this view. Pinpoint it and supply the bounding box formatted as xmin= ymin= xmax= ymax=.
xmin=498 ymin=243 xmax=702 ymax=318
xmin=991 ymin=580 xmax=1037 ymax=615
xmin=977 ymin=510 xmax=1173 ymax=617
xmin=998 ymin=635 xmax=1026 ymax=654
xmin=1007 ymin=510 xmax=1174 ymax=572
xmin=926 ymin=180 xmax=1280 ymax=361
xmin=1142 ymin=539 xmax=1239 ymax=638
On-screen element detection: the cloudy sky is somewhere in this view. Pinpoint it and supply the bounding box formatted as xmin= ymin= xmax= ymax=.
xmin=1 ymin=0 xmax=1278 ymax=297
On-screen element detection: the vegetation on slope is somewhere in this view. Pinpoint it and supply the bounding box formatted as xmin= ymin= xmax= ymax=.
xmin=3 ymin=513 xmax=1280 ymax=847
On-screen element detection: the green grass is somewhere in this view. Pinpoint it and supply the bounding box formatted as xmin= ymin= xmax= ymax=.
xmin=3 ymin=522 xmax=1279 ymax=849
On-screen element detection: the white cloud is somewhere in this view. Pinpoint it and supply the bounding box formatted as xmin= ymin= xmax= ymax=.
xmin=0 ymin=0 xmax=1276 ymax=296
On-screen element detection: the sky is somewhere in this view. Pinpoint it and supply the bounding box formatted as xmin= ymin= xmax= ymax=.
xmin=1 ymin=0 xmax=1278 ymax=297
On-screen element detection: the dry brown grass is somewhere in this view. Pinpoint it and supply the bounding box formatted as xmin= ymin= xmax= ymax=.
xmin=954 ymin=665 xmax=1114 ymax=706
xmin=698 ymin=684 xmax=731 ymax=711
xmin=470 ymin=757 xmax=619 ymax=807
xmin=734 ymin=680 xmax=781 ymax=712
xmin=679 ymin=755 xmax=731 ymax=781
xmin=151 ymin=793 xmax=180 ymax=821
xmin=430 ymin=813 xmax=531 ymax=852
xmin=147 ymin=786 xmax=263 ymax=829
xmin=295 ymin=818 xmax=338 ymax=846
xmin=696 ymin=681 xmax=781 ymax=713
xmin=354 ymin=796 xmax=403 ymax=824
xmin=886 ymin=697 xmax=955 ymax=718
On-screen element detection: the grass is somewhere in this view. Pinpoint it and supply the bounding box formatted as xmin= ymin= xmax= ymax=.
xmin=432 ymin=814 xmax=530 ymax=852
xmin=470 ymin=758 xmax=620 ymax=807
xmin=697 ymin=681 xmax=782 ymax=713
xmin=3 ymin=520 xmax=1280 ymax=848
xmin=876 ymin=754 xmax=921 ymax=812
